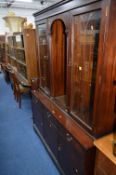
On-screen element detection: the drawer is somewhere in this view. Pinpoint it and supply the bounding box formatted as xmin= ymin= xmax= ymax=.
xmin=51 ymin=102 xmax=67 ymax=125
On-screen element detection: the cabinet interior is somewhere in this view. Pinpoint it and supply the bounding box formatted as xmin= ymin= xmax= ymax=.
xmin=71 ymin=10 xmax=101 ymax=127
xmin=51 ymin=19 xmax=67 ymax=109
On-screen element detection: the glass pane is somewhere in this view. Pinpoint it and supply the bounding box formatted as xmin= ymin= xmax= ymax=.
xmin=71 ymin=10 xmax=101 ymax=127
xmin=38 ymin=23 xmax=50 ymax=95
xmin=15 ymin=35 xmax=24 ymax=48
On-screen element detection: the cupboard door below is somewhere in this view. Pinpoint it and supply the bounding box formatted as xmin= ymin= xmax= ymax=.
xmin=43 ymin=108 xmax=58 ymax=158
xmin=32 ymin=95 xmax=44 ymax=135
xmin=57 ymin=127 xmax=84 ymax=175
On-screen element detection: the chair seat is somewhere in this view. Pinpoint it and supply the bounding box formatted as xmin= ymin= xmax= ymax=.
xmin=19 ymin=84 xmax=30 ymax=93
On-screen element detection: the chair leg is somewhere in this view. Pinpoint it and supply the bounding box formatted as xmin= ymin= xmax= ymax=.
xmin=16 ymin=94 xmax=18 ymax=101
xmin=14 ymin=91 xmax=17 ymax=101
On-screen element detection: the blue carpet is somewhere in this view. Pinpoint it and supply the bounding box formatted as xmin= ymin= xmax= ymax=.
xmin=0 ymin=73 xmax=61 ymax=175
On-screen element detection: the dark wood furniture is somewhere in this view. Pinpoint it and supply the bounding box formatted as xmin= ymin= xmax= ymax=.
xmin=6 ymin=29 xmax=38 ymax=86
xmin=32 ymin=0 xmax=116 ymax=174
xmin=10 ymin=70 xmax=29 ymax=108
xmin=32 ymin=91 xmax=95 ymax=175
xmin=0 ymin=35 xmax=6 ymax=64
xmin=94 ymin=134 xmax=116 ymax=175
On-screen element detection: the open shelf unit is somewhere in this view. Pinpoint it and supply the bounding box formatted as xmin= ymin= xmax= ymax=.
xmin=6 ymin=29 xmax=38 ymax=85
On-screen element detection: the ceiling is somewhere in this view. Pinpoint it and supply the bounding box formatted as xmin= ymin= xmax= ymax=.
xmin=0 ymin=0 xmax=62 ymax=11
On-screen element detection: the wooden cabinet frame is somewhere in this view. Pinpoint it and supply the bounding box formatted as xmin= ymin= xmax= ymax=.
xmin=32 ymin=0 xmax=116 ymax=174
xmin=34 ymin=0 xmax=116 ymax=136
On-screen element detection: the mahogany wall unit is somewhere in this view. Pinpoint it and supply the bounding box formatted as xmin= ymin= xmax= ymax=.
xmin=32 ymin=0 xmax=116 ymax=174
xmin=6 ymin=29 xmax=38 ymax=86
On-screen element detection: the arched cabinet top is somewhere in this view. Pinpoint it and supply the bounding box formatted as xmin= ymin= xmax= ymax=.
xmin=50 ymin=19 xmax=67 ymax=36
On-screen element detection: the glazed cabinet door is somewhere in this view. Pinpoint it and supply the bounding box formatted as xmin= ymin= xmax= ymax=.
xmin=70 ymin=1 xmax=105 ymax=131
xmin=37 ymin=22 xmax=50 ymax=95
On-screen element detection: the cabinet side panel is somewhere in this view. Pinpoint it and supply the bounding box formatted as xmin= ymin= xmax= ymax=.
xmin=23 ymin=29 xmax=38 ymax=84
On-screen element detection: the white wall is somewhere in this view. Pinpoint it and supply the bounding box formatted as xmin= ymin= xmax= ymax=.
xmin=0 ymin=8 xmax=36 ymax=34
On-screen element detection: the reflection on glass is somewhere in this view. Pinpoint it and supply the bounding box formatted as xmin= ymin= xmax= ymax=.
xmin=71 ymin=10 xmax=101 ymax=127
xmin=38 ymin=23 xmax=50 ymax=95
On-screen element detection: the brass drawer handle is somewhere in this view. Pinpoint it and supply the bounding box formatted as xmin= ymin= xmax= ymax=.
xmin=66 ymin=133 xmax=70 ymax=136
xmin=47 ymin=114 xmax=51 ymax=118
xmin=67 ymin=136 xmax=73 ymax=142
xmin=58 ymin=115 xmax=62 ymax=119
xmin=52 ymin=110 xmax=55 ymax=114
xmin=75 ymin=169 xmax=78 ymax=173
xmin=66 ymin=133 xmax=73 ymax=142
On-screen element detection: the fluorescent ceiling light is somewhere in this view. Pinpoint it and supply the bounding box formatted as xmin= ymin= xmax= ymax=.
xmin=15 ymin=0 xmax=33 ymax=3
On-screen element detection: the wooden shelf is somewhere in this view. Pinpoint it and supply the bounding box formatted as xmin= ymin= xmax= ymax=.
xmin=7 ymin=45 xmax=24 ymax=50
xmin=17 ymin=59 xmax=26 ymax=66
xmin=15 ymin=47 xmax=24 ymax=50
xmin=10 ymin=56 xmax=16 ymax=61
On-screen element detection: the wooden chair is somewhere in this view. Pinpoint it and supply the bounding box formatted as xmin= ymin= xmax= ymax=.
xmin=10 ymin=71 xmax=30 ymax=108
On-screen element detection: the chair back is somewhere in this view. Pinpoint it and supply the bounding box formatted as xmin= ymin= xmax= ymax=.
xmin=9 ymin=71 xmax=20 ymax=93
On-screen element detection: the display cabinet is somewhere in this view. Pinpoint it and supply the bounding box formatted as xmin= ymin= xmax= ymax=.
xmin=34 ymin=0 xmax=116 ymax=136
xmin=6 ymin=29 xmax=38 ymax=85
xmin=32 ymin=0 xmax=116 ymax=174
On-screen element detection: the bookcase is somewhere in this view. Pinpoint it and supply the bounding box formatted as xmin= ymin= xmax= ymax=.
xmin=6 ymin=29 xmax=38 ymax=85
xmin=32 ymin=0 xmax=116 ymax=174
xmin=0 ymin=35 xmax=6 ymax=64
